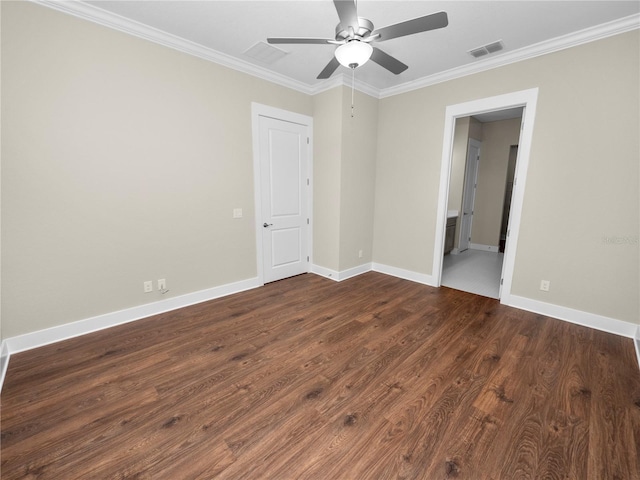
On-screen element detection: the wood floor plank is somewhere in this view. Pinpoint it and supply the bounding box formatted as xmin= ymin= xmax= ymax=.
xmin=2 ymin=272 xmax=639 ymax=479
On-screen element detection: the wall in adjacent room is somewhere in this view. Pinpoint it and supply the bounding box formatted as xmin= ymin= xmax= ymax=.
xmin=471 ymin=117 xmax=522 ymax=248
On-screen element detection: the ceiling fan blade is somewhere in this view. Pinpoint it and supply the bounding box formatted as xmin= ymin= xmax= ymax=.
xmin=333 ymin=0 xmax=359 ymax=31
xmin=371 ymin=47 xmax=408 ymax=75
xmin=317 ymin=57 xmax=341 ymax=79
xmin=267 ymin=37 xmax=334 ymax=45
xmin=373 ymin=11 xmax=448 ymax=42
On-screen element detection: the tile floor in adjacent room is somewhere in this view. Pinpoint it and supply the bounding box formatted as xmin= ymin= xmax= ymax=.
xmin=441 ymin=249 xmax=504 ymax=299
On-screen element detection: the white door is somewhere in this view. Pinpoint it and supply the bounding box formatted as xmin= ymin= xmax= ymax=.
xmin=458 ymin=139 xmax=481 ymax=252
xmin=258 ymin=115 xmax=309 ymax=283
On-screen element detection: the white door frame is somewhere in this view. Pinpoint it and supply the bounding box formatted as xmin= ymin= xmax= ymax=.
xmin=251 ymin=103 xmax=313 ymax=285
xmin=432 ymin=88 xmax=538 ymax=305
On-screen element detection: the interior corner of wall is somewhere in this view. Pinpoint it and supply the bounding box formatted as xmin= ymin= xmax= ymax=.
xmin=0 ymin=340 xmax=10 ymax=394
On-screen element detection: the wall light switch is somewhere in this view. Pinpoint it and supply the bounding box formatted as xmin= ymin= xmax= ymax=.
xmin=233 ymin=208 xmax=243 ymax=218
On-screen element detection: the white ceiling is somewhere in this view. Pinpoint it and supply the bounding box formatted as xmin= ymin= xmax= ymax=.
xmin=62 ymin=1 xmax=640 ymax=96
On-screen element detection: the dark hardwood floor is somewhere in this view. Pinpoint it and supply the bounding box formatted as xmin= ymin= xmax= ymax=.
xmin=1 ymin=272 xmax=639 ymax=479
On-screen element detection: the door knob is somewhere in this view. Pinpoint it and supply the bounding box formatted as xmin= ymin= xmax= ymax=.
xmin=263 ymin=222 xmax=273 ymax=228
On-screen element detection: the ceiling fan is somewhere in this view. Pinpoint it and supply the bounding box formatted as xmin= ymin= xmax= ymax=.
xmin=267 ymin=0 xmax=448 ymax=79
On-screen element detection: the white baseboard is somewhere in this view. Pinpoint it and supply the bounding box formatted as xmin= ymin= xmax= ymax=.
xmin=4 ymin=277 xmax=261 ymax=356
xmin=635 ymin=325 xmax=640 ymax=371
xmin=505 ymin=294 xmax=638 ymax=339
xmin=372 ymin=262 xmax=436 ymax=287
xmin=469 ymin=243 xmax=500 ymax=253
xmin=311 ymin=263 xmax=372 ymax=282
xmin=337 ymin=263 xmax=372 ymax=281
xmin=0 ymin=341 xmax=9 ymax=394
xmin=2 ymin=268 xmax=637 ymax=395
xmin=310 ymin=264 xmax=340 ymax=281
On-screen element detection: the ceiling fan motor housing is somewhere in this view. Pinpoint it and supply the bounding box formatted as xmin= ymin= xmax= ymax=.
xmin=335 ymin=17 xmax=374 ymax=41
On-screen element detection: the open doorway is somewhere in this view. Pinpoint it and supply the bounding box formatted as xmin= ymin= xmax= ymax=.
xmin=432 ymin=88 xmax=539 ymax=305
xmin=440 ymin=110 xmax=522 ymax=298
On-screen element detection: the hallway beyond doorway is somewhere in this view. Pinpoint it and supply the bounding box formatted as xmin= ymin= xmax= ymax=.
xmin=441 ymin=250 xmax=503 ymax=299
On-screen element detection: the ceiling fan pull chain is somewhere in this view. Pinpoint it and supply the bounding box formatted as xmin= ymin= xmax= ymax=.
xmin=351 ymin=67 xmax=355 ymax=118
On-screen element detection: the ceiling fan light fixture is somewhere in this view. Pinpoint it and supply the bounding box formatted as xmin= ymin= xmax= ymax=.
xmin=335 ymin=40 xmax=373 ymax=68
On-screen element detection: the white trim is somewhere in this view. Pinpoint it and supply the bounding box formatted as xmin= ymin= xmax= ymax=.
xmin=337 ymin=263 xmax=372 ymax=281
xmin=378 ymin=13 xmax=640 ymax=98
xmin=3 ymin=277 xmax=260 ymax=356
xmin=251 ymin=103 xmax=314 ymax=286
xmin=635 ymin=325 xmax=640 ymax=371
xmin=310 ymin=264 xmax=340 ymax=282
xmin=506 ymin=295 xmax=638 ymax=339
xmin=312 ymin=73 xmax=380 ymax=99
xmin=469 ymin=243 xmax=500 ymax=253
xmin=311 ymin=262 xmax=373 ymax=282
xmin=1 ymin=269 xmax=637 ymax=394
xmin=32 ymin=1 xmax=639 ymax=100
xmin=433 ymin=88 xmax=539 ymax=309
xmin=34 ymin=0 xmax=316 ymax=95
xmin=0 ymin=341 xmax=9 ymax=394
xmin=372 ymin=263 xmax=436 ymax=287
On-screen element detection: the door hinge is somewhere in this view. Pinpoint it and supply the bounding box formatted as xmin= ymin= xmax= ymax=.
xmin=307 ymin=218 xmax=309 ymax=225
xmin=307 ymin=178 xmax=309 ymax=186
xmin=307 ymin=256 xmax=310 ymax=262
xmin=307 ymin=137 xmax=309 ymax=144
xmin=500 ymin=278 xmax=504 ymax=285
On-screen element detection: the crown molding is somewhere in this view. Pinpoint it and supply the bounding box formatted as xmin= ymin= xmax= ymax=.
xmin=33 ymin=0 xmax=316 ymax=96
xmin=33 ymin=2 xmax=638 ymax=100
xmin=379 ymin=12 xmax=640 ymax=98
xmin=310 ymin=73 xmax=381 ymax=99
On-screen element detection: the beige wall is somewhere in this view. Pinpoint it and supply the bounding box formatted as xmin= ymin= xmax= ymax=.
xmin=2 ymin=2 xmax=638 ymax=341
xmin=374 ymin=30 xmax=639 ymax=324
xmin=472 ymin=118 xmax=522 ymax=247
xmin=468 ymin=117 xmax=483 ymax=143
xmin=1 ymin=2 xmax=313 ymax=338
xmin=312 ymin=88 xmax=343 ymax=272
xmin=339 ymin=88 xmax=378 ymax=270
xmin=312 ymin=86 xmax=378 ymax=272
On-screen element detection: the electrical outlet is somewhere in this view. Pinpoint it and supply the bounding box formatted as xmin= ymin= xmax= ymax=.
xmin=233 ymin=208 xmax=243 ymax=218
xmin=158 ymin=278 xmax=166 ymax=291
xmin=358 ymin=249 xmax=363 ymax=258
xmin=143 ymin=281 xmax=153 ymax=293
xmin=540 ymin=280 xmax=550 ymax=292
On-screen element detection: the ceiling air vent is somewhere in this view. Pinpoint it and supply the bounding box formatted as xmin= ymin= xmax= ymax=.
xmin=244 ymin=41 xmax=288 ymax=65
xmin=468 ymin=40 xmax=504 ymax=59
